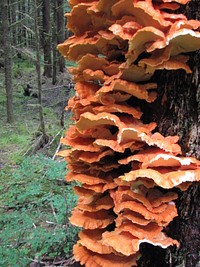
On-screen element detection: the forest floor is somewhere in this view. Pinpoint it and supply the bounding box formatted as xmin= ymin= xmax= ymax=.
xmin=0 ymin=60 xmax=82 ymax=266
xmin=0 ymin=58 xmax=74 ymax=166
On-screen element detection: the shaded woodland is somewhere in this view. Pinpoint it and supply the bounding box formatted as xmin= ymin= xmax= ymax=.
xmin=0 ymin=0 xmax=71 ymax=124
xmin=0 ymin=2 xmax=79 ymax=266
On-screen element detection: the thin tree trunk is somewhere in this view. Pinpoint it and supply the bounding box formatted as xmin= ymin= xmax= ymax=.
xmin=10 ymin=0 xmax=17 ymax=46
xmin=33 ymin=0 xmax=47 ymax=139
xmin=52 ymin=0 xmax=57 ymax=85
xmin=42 ymin=0 xmax=52 ymax=77
xmin=28 ymin=0 xmax=33 ymax=47
xmin=1 ymin=0 xmax=14 ymax=123
xmin=138 ymin=1 xmax=200 ymax=266
xmin=0 ymin=6 xmax=3 ymax=47
xmin=21 ymin=0 xmax=26 ymax=46
xmin=17 ymin=0 xmax=22 ymax=45
xmin=56 ymin=0 xmax=65 ymax=72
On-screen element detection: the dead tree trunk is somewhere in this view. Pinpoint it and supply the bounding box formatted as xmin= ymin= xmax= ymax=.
xmin=138 ymin=1 xmax=200 ymax=267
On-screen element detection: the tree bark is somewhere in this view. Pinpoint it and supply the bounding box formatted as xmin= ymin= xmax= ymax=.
xmin=56 ymin=0 xmax=65 ymax=72
xmin=0 ymin=6 xmax=3 ymax=47
xmin=17 ymin=0 xmax=22 ymax=45
xmin=10 ymin=0 xmax=17 ymax=46
xmin=42 ymin=0 xmax=52 ymax=77
xmin=1 ymin=0 xmax=14 ymax=123
xmin=33 ymin=0 xmax=47 ymax=139
xmin=21 ymin=0 xmax=26 ymax=46
xmin=52 ymin=0 xmax=57 ymax=85
xmin=138 ymin=1 xmax=200 ymax=267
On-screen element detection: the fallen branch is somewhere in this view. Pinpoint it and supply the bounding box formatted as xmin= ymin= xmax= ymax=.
xmin=50 ymin=201 xmax=58 ymax=224
xmin=42 ymin=85 xmax=66 ymax=91
xmin=47 ymin=128 xmax=64 ymax=147
xmin=52 ymin=142 xmax=62 ymax=160
xmin=53 ymin=257 xmax=76 ymax=266
xmin=23 ymin=134 xmax=48 ymax=156
xmin=29 ymin=258 xmax=45 ymax=267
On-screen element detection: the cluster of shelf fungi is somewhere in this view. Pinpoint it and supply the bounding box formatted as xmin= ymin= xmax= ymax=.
xmin=58 ymin=0 xmax=200 ymax=266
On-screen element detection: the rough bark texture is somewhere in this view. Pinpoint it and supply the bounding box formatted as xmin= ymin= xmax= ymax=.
xmin=138 ymin=1 xmax=200 ymax=267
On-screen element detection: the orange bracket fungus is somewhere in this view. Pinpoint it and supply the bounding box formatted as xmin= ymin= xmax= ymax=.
xmin=58 ymin=0 xmax=200 ymax=266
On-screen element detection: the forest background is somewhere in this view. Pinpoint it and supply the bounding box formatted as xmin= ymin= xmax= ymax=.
xmin=0 ymin=0 xmax=80 ymax=266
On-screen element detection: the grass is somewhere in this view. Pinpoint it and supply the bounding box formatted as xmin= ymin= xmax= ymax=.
xmin=0 ymin=76 xmax=33 ymax=163
xmin=0 ymin=109 xmax=63 ymax=164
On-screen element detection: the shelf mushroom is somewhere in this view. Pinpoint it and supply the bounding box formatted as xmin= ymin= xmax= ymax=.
xmin=58 ymin=0 xmax=200 ymax=266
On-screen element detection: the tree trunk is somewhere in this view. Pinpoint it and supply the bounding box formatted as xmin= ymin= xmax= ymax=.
xmin=10 ymin=0 xmax=17 ymax=46
xmin=42 ymin=0 xmax=52 ymax=77
xmin=33 ymin=0 xmax=47 ymax=139
xmin=21 ymin=0 xmax=26 ymax=46
xmin=17 ymin=0 xmax=22 ymax=45
xmin=56 ymin=0 xmax=65 ymax=72
xmin=138 ymin=1 xmax=200 ymax=267
xmin=27 ymin=0 xmax=33 ymax=47
xmin=0 ymin=6 xmax=3 ymax=47
xmin=1 ymin=0 xmax=14 ymax=123
xmin=52 ymin=0 xmax=57 ymax=85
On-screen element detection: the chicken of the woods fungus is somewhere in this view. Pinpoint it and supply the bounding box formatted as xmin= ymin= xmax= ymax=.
xmin=57 ymin=0 xmax=200 ymax=266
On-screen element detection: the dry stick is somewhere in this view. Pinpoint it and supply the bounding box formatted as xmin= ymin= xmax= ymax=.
xmin=29 ymin=258 xmax=45 ymax=265
xmin=53 ymin=257 xmax=76 ymax=265
xmin=42 ymin=85 xmax=64 ymax=91
xmin=50 ymin=201 xmax=59 ymax=224
xmin=46 ymin=220 xmax=57 ymax=225
xmin=40 ymin=256 xmax=75 ymax=266
xmin=42 ymin=83 xmax=74 ymax=91
xmin=52 ymin=142 xmax=62 ymax=160
xmin=48 ymin=128 xmax=64 ymax=147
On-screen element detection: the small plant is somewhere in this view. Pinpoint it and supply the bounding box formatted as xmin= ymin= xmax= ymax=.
xmin=0 ymin=155 xmax=78 ymax=266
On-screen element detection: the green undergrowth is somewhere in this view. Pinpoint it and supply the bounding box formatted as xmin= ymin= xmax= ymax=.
xmin=0 ymin=57 xmax=71 ymax=164
xmin=12 ymin=57 xmax=35 ymax=78
xmin=0 ymin=104 xmax=63 ymax=164
xmin=0 ymin=154 xmax=78 ymax=267
xmin=0 ymin=55 xmax=78 ymax=266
